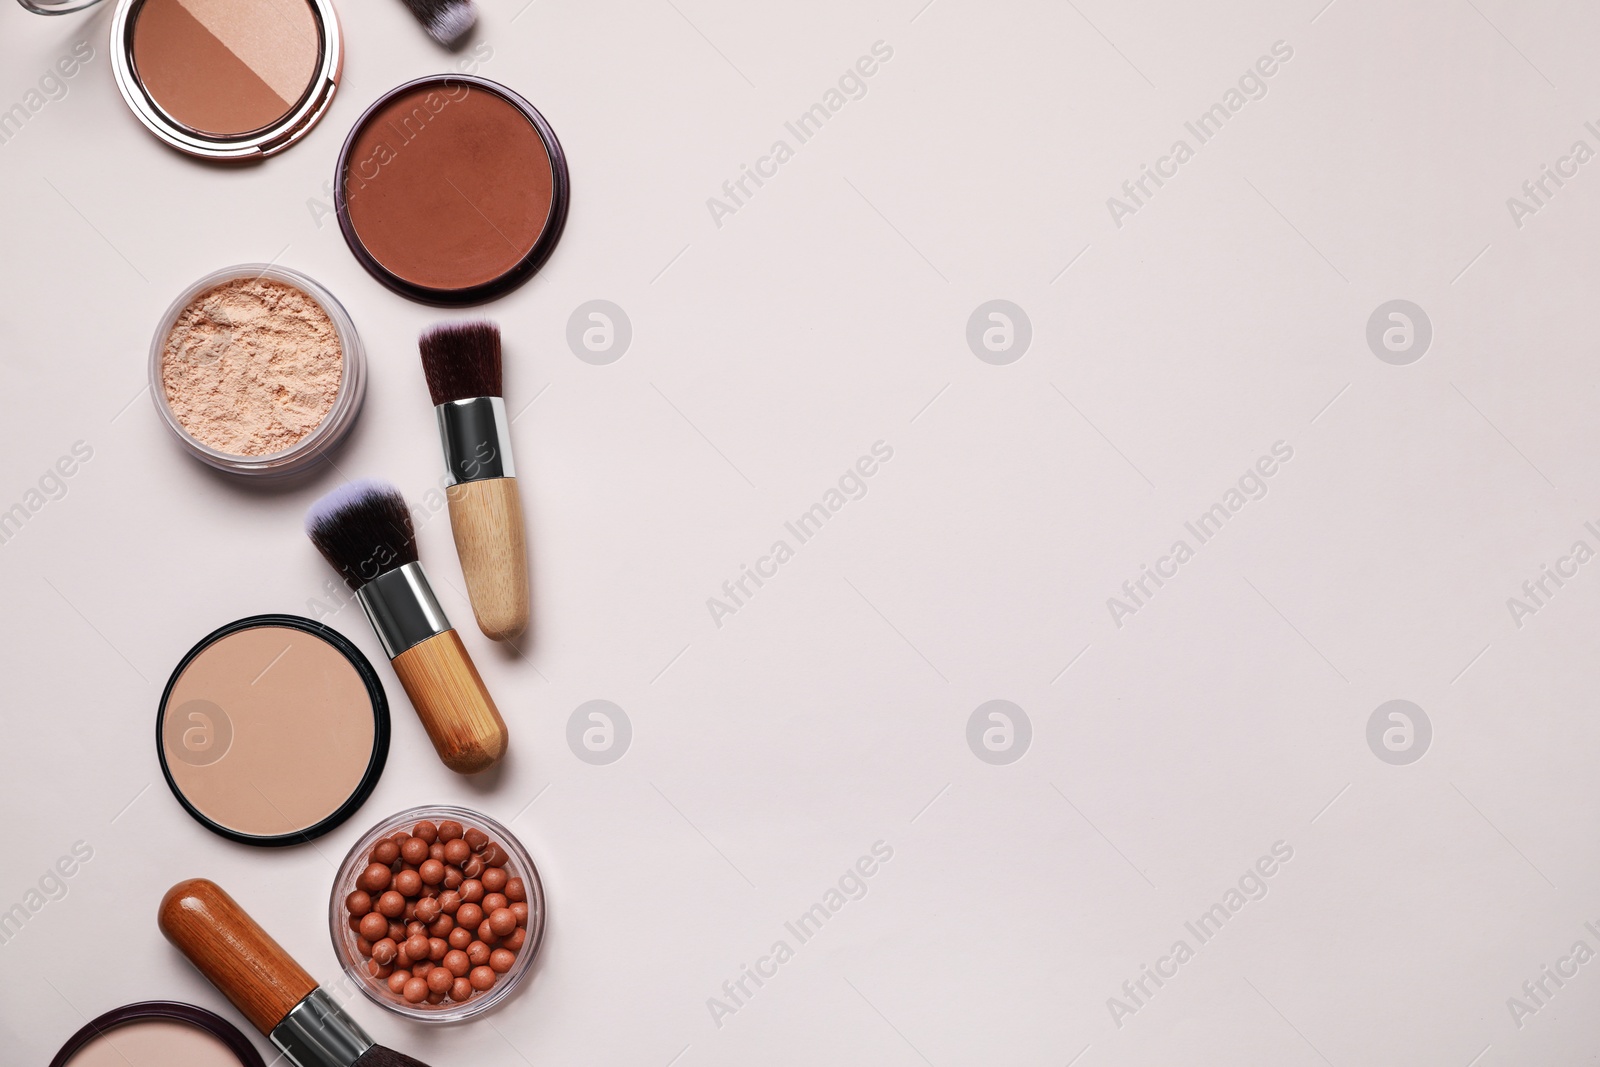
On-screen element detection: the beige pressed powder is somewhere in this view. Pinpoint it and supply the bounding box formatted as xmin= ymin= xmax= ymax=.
xmin=63 ymin=1020 xmax=243 ymax=1067
xmin=159 ymin=616 xmax=388 ymax=844
xmin=49 ymin=1003 xmax=266 ymax=1067
xmin=161 ymin=277 xmax=342 ymax=457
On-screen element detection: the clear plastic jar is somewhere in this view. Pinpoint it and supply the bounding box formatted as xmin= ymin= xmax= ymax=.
xmin=329 ymin=804 xmax=546 ymax=1023
xmin=149 ymin=264 xmax=366 ymax=478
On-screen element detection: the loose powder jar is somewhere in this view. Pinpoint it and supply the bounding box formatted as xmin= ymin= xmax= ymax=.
xmin=109 ymin=0 xmax=342 ymax=159
xmin=151 ymin=264 xmax=365 ymax=478
xmin=335 ymin=75 xmax=570 ymax=306
xmin=157 ymin=615 xmax=390 ymax=846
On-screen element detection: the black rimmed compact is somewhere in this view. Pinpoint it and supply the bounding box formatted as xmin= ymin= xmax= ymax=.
xmin=49 ymin=1001 xmax=266 ymax=1067
xmin=156 ymin=614 xmax=389 ymax=847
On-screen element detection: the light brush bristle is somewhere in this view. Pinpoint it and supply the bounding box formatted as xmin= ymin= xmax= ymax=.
xmin=398 ymin=0 xmax=477 ymax=47
xmin=305 ymin=478 xmax=418 ymax=590
xmin=419 ymin=321 xmax=503 ymax=405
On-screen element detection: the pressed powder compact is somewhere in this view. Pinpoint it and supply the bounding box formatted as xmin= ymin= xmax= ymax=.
xmin=150 ymin=264 xmax=366 ymax=478
xmin=158 ymin=615 xmax=389 ymax=846
xmin=49 ymin=1002 xmax=266 ymax=1067
xmin=20 ymin=0 xmax=342 ymax=158
xmin=336 ymin=75 xmax=569 ymax=305
xmin=112 ymin=0 xmax=342 ymax=158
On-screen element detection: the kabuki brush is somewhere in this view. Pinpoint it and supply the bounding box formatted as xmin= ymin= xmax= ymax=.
xmin=306 ymin=478 xmax=508 ymax=774
xmin=160 ymin=879 xmax=434 ymax=1067
xmin=419 ymin=322 xmax=530 ymax=641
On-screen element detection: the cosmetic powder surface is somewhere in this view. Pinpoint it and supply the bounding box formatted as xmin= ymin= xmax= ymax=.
xmin=130 ymin=0 xmax=321 ymax=137
xmin=64 ymin=1019 xmax=243 ymax=1067
xmin=162 ymin=278 xmax=342 ymax=456
xmin=341 ymin=82 xmax=555 ymax=293
xmin=160 ymin=623 xmax=378 ymax=838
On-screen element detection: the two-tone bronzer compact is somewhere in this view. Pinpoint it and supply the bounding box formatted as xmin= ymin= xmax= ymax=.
xmin=23 ymin=0 xmax=342 ymax=159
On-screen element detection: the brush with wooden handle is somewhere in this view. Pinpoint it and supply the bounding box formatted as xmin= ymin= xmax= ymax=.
xmin=420 ymin=323 xmax=530 ymax=642
xmin=159 ymin=878 xmax=434 ymax=1067
xmin=306 ymin=478 xmax=508 ymax=774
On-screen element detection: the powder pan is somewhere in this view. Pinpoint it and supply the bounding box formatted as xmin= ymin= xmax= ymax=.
xmin=149 ymin=264 xmax=366 ymax=479
xmin=49 ymin=1001 xmax=266 ymax=1067
xmin=109 ymin=0 xmax=342 ymax=160
xmin=334 ymin=75 xmax=570 ymax=306
xmin=157 ymin=614 xmax=390 ymax=847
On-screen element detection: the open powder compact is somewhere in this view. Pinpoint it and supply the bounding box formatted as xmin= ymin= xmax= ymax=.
xmin=335 ymin=75 xmax=569 ymax=305
xmin=17 ymin=0 xmax=340 ymax=158
xmin=110 ymin=0 xmax=342 ymax=159
xmin=157 ymin=615 xmax=389 ymax=846
xmin=49 ymin=1002 xmax=265 ymax=1067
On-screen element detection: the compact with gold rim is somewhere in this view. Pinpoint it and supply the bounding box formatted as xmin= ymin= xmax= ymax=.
xmin=108 ymin=0 xmax=342 ymax=159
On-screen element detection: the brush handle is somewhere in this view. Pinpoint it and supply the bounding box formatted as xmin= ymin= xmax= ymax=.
xmin=391 ymin=628 xmax=509 ymax=773
xmin=447 ymin=477 xmax=530 ymax=641
xmin=158 ymin=878 xmax=318 ymax=1036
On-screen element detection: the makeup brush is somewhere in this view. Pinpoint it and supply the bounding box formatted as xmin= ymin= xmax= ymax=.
xmin=395 ymin=0 xmax=477 ymax=48
xmin=420 ymin=322 xmax=530 ymax=642
xmin=306 ymin=478 xmax=508 ymax=774
xmin=160 ymin=879 xmax=433 ymax=1067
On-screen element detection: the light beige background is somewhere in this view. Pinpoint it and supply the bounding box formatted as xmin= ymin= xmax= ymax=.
xmin=2 ymin=0 xmax=1597 ymax=1064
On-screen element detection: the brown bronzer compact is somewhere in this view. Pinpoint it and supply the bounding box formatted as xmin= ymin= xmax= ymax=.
xmin=335 ymin=75 xmax=570 ymax=306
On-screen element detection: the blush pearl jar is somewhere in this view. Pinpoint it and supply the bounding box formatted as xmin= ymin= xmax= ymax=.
xmin=329 ymin=804 xmax=545 ymax=1022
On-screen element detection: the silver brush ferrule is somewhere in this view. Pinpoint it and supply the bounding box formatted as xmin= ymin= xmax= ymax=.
xmin=270 ymin=989 xmax=373 ymax=1067
xmin=357 ymin=560 xmax=451 ymax=658
xmin=436 ymin=396 xmax=514 ymax=485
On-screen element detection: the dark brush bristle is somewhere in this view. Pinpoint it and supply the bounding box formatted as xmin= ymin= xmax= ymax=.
xmin=419 ymin=322 xmax=503 ymax=405
xmin=305 ymin=479 xmax=418 ymax=590
xmin=354 ymin=1044 xmax=436 ymax=1067
xmin=396 ymin=0 xmax=477 ymax=47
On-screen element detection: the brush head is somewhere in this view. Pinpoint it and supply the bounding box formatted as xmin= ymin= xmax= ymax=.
xmin=305 ymin=478 xmax=417 ymax=590
xmin=419 ymin=321 xmax=503 ymax=405
xmin=398 ymin=0 xmax=477 ymax=48
xmin=355 ymin=1045 xmax=436 ymax=1067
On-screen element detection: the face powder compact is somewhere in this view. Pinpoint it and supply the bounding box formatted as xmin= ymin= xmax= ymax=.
xmin=49 ymin=1002 xmax=265 ymax=1067
xmin=158 ymin=615 xmax=389 ymax=847
xmin=335 ymin=75 xmax=569 ymax=305
xmin=107 ymin=0 xmax=341 ymax=159
xmin=150 ymin=264 xmax=366 ymax=478
xmin=17 ymin=0 xmax=339 ymax=158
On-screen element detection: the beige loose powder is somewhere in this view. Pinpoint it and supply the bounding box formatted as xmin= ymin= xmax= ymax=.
xmin=162 ymin=277 xmax=342 ymax=456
